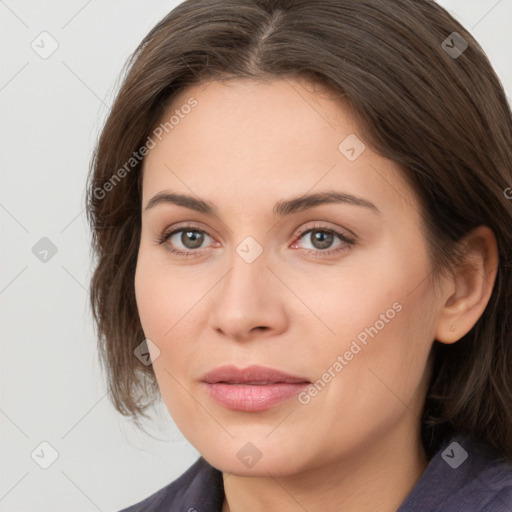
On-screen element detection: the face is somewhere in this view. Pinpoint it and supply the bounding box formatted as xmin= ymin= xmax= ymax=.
xmin=135 ymin=78 xmax=441 ymax=476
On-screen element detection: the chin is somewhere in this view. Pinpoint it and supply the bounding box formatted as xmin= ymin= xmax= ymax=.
xmin=199 ymin=439 xmax=310 ymax=477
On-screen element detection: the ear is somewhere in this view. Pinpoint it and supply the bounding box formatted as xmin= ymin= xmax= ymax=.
xmin=435 ymin=225 xmax=499 ymax=344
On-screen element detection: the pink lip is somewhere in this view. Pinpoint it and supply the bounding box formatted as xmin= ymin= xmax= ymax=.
xmin=201 ymin=365 xmax=310 ymax=412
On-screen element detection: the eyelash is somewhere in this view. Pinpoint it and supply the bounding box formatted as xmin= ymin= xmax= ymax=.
xmin=155 ymin=222 xmax=355 ymax=259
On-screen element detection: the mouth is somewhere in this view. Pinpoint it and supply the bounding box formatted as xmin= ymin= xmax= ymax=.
xmin=201 ymin=365 xmax=311 ymax=411
xmin=201 ymin=364 xmax=310 ymax=385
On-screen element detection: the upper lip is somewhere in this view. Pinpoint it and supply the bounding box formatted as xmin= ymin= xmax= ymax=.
xmin=201 ymin=365 xmax=310 ymax=384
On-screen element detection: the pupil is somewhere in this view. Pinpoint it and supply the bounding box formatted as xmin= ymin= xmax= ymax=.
xmin=183 ymin=230 xmax=203 ymax=249
xmin=313 ymin=230 xmax=333 ymax=249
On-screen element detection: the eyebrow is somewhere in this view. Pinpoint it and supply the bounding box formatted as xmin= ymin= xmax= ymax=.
xmin=144 ymin=190 xmax=381 ymax=216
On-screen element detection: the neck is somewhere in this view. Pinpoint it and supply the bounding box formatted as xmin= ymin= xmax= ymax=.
xmin=221 ymin=424 xmax=429 ymax=512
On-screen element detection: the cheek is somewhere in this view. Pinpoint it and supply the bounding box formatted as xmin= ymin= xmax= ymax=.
xmin=336 ymin=285 xmax=435 ymax=409
xmin=309 ymin=246 xmax=427 ymax=352
xmin=134 ymin=249 xmax=183 ymax=350
xmin=134 ymin=255 xmax=196 ymax=414
xmin=309 ymin=248 xmax=435 ymax=401
xmin=134 ymin=249 xmax=206 ymax=365
xmin=134 ymin=255 xmax=162 ymax=337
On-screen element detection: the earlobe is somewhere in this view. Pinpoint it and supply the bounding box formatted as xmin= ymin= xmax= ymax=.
xmin=434 ymin=226 xmax=498 ymax=345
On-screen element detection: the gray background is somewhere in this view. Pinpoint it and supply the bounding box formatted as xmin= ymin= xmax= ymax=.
xmin=1 ymin=1 xmax=511 ymax=511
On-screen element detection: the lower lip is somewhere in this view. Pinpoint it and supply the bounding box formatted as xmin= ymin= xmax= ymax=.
xmin=203 ymin=382 xmax=310 ymax=411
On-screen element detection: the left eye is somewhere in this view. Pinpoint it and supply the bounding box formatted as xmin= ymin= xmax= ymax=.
xmin=294 ymin=228 xmax=352 ymax=252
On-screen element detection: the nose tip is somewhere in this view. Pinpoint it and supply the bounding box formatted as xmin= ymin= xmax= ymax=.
xmin=209 ymin=258 xmax=288 ymax=342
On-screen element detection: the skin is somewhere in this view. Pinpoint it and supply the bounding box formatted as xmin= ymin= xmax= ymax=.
xmin=134 ymin=78 xmax=498 ymax=512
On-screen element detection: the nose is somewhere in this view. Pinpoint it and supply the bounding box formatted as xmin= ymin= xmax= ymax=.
xmin=209 ymin=244 xmax=288 ymax=342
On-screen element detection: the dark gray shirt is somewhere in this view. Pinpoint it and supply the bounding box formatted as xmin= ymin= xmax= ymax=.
xmin=118 ymin=434 xmax=512 ymax=511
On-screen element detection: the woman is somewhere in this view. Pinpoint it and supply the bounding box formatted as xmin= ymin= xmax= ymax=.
xmin=86 ymin=0 xmax=512 ymax=510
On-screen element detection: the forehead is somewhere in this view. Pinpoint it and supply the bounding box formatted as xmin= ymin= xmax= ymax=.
xmin=141 ymin=78 xmax=418 ymax=219
xmin=157 ymin=77 xmax=358 ymax=160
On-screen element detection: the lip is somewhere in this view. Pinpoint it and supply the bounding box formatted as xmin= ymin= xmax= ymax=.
xmin=201 ymin=365 xmax=310 ymax=412
xmin=201 ymin=364 xmax=310 ymax=385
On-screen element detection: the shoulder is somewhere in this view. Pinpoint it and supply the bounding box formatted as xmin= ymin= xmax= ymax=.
xmin=475 ymin=443 xmax=512 ymax=512
xmin=117 ymin=456 xmax=224 ymax=512
xmin=398 ymin=434 xmax=512 ymax=512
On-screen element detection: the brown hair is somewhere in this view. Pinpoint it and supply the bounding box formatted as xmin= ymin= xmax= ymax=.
xmin=86 ymin=0 xmax=512 ymax=461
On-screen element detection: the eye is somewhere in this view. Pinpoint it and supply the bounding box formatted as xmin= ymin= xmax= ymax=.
xmin=157 ymin=225 xmax=214 ymax=257
xmin=292 ymin=224 xmax=355 ymax=257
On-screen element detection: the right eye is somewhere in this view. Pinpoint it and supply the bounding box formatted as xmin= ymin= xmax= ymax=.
xmin=157 ymin=226 xmax=216 ymax=257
